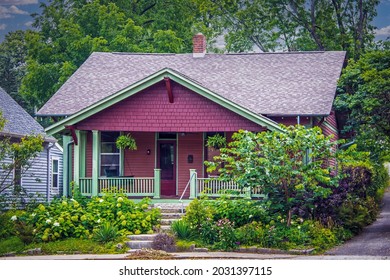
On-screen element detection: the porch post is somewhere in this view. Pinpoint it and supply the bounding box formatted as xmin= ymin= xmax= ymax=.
xmin=153 ymin=169 xmax=161 ymax=199
xmin=244 ymin=187 xmax=251 ymax=199
xmin=92 ymin=130 xmax=100 ymax=196
xmin=189 ymin=169 xmax=197 ymax=199
xmin=73 ymin=130 xmax=80 ymax=188
xmin=62 ymin=135 xmax=72 ymax=197
xmin=79 ymin=131 xmax=86 ymax=178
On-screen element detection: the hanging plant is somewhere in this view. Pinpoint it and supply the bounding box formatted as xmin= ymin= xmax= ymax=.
xmin=206 ymin=134 xmax=226 ymax=149
xmin=116 ymin=134 xmax=137 ymax=151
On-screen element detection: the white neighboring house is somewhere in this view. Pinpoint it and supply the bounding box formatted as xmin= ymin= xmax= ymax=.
xmin=0 ymin=87 xmax=63 ymax=206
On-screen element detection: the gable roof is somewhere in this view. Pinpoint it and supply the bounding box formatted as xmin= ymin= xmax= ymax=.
xmin=0 ymin=87 xmax=46 ymax=137
xmin=44 ymin=68 xmax=284 ymax=135
xmin=37 ymin=51 xmax=346 ymax=117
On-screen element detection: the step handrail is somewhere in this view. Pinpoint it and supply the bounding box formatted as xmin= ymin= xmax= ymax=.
xmin=179 ymin=172 xmax=196 ymax=213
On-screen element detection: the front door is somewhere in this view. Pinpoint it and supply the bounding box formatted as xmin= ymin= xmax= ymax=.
xmin=158 ymin=142 xmax=176 ymax=196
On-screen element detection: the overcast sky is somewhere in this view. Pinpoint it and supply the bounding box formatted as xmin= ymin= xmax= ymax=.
xmin=0 ymin=0 xmax=389 ymax=43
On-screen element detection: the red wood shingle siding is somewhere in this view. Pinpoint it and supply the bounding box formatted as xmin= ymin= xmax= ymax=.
xmin=123 ymin=132 xmax=155 ymax=177
xmin=76 ymin=81 xmax=262 ymax=132
xmin=177 ymin=133 xmax=204 ymax=197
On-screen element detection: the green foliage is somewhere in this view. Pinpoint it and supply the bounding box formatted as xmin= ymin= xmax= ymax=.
xmin=338 ymin=196 xmax=379 ymax=234
xmin=205 ymin=126 xmax=338 ymax=226
xmin=0 ymin=112 xmax=44 ymax=198
xmin=93 ymin=222 xmax=120 ymax=244
xmin=235 ymin=221 xmax=265 ymax=246
xmin=212 ymin=218 xmax=239 ymax=251
xmin=335 ymin=50 xmax=390 ymax=162
xmin=152 ymin=233 xmax=176 ymax=252
xmin=14 ymin=221 xmax=34 ymax=244
xmin=203 ymin=197 xmax=268 ymax=227
xmin=116 ymin=134 xmax=137 ymax=151
xmin=182 ymin=198 xmax=213 ymax=231
xmin=170 ymin=219 xmax=192 ymax=240
xmin=0 ymin=236 xmax=25 ymax=255
xmin=206 ymin=134 xmax=226 ymax=149
xmin=13 ymin=195 xmax=160 ymax=242
xmin=0 ymin=210 xmax=19 ymax=239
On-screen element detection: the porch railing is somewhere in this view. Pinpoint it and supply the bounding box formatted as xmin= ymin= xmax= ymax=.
xmin=80 ymin=177 xmax=92 ymax=195
xmin=98 ymin=177 xmax=155 ymax=196
xmin=196 ymin=175 xmax=265 ymax=198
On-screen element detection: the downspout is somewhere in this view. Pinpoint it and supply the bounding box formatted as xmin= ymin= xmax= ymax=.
xmin=46 ymin=143 xmax=55 ymax=203
xmin=67 ymin=140 xmax=74 ymax=197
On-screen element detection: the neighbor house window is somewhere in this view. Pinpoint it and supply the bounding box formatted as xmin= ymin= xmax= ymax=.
xmin=13 ymin=161 xmax=22 ymax=191
xmin=100 ymin=132 xmax=120 ymax=177
xmin=52 ymin=158 xmax=59 ymax=189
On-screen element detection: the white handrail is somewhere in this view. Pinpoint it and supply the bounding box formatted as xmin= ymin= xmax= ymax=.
xmin=179 ymin=172 xmax=196 ymax=213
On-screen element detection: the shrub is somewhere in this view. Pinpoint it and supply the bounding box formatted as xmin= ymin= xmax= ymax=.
xmin=93 ymin=222 xmax=120 ymax=243
xmin=0 ymin=210 xmax=20 ymax=239
xmin=183 ymin=198 xmax=213 ymax=231
xmin=14 ymin=221 xmax=34 ymax=244
xmin=204 ymin=198 xmax=268 ymax=227
xmin=152 ymin=233 xmax=176 ymax=252
xmin=213 ymin=218 xmax=239 ymax=251
xmin=171 ymin=219 xmax=192 ymax=239
xmin=236 ymin=221 xmax=265 ymax=246
xmin=338 ymin=196 xmax=379 ymax=234
xmin=306 ymin=221 xmax=337 ymax=252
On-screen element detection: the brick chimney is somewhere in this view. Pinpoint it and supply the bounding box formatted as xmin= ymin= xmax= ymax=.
xmin=193 ymin=33 xmax=206 ymax=58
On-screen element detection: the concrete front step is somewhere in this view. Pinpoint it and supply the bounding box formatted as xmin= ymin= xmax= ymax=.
xmin=127 ymin=234 xmax=157 ymax=241
xmin=125 ymin=240 xmax=153 ymax=250
xmin=161 ymin=219 xmax=179 ymax=225
xmin=161 ymin=213 xmax=185 ymax=219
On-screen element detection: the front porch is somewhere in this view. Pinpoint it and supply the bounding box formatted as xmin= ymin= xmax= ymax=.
xmin=76 ymin=170 xmax=264 ymax=200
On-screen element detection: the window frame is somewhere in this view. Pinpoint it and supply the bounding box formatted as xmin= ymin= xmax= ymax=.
xmin=51 ymin=157 xmax=59 ymax=189
xmin=99 ymin=132 xmax=121 ymax=177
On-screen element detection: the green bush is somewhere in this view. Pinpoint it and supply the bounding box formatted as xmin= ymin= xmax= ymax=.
xmin=338 ymin=196 xmax=379 ymax=234
xmin=93 ymin=222 xmax=120 ymax=243
xmin=183 ymin=198 xmax=213 ymax=231
xmin=13 ymin=195 xmax=160 ymax=242
xmin=213 ymin=218 xmax=239 ymax=251
xmin=171 ymin=219 xmax=192 ymax=239
xmin=236 ymin=221 xmax=265 ymax=246
xmin=0 ymin=210 xmax=20 ymax=239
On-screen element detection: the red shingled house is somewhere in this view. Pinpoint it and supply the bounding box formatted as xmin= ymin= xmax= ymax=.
xmin=37 ymin=34 xmax=345 ymax=199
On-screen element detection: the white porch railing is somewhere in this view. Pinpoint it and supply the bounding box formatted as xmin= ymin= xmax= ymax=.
xmin=98 ymin=177 xmax=155 ymax=196
xmin=196 ymin=176 xmax=264 ymax=198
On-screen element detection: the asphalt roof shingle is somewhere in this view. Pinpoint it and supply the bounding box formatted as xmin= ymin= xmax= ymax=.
xmin=0 ymin=87 xmax=46 ymax=137
xmin=37 ymin=51 xmax=346 ymax=116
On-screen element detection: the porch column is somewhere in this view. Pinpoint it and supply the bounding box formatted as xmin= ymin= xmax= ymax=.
xmin=62 ymin=135 xmax=72 ymax=197
xmin=73 ymin=130 xmax=81 ymax=188
xmin=92 ymin=130 xmax=100 ymax=196
xmin=189 ymin=169 xmax=197 ymax=199
xmin=79 ymin=131 xmax=87 ymax=178
xmin=153 ymin=169 xmax=161 ymax=199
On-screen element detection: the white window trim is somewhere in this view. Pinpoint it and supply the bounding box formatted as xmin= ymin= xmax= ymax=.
xmin=52 ymin=157 xmax=60 ymax=189
xmin=100 ymin=137 xmax=121 ymax=177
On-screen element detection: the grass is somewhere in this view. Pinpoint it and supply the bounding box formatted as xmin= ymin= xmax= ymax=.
xmin=0 ymin=237 xmax=128 ymax=256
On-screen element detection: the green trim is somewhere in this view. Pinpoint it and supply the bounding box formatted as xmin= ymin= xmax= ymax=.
xmin=189 ymin=169 xmax=197 ymax=199
xmin=62 ymin=135 xmax=72 ymax=197
xmin=73 ymin=130 xmax=81 ymax=186
xmin=79 ymin=131 xmax=86 ymax=177
xmin=119 ymin=132 xmax=125 ymax=176
xmin=153 ymin=169 xmax=161 ymax=199
xmin=45 ymin=69 xmax=283 ymax=135
xmin=92 ymin=130 xmax=100 ymax=196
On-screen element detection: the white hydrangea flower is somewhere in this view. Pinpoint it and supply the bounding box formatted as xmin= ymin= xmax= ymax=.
xmin=10 ymin=215 xmax=17 ymax=221
xmin=31 ymin=213 xmax=36 ymax=217
xmin=99 ymin=199 xmax=104 ymax=203
xmin=46 ymin=219 xmax=51 ymax=224
xmin=97 ymin=219 xmax=101 ymax=223
xmin=53 ymin=222 xmax=60 ymax=227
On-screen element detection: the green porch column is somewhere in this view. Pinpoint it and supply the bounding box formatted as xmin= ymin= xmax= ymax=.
xmin=92 ymin=130 xmax=100 ymax=196
xmin=62 ymin=135 xmax=72 ymax=197
xmin=244 ymin=187 xmax=251 ymax=199
xmin=153 ymin=169 xmax=161 ymax=199
xmin=73 ymin=130 xmax=81 ymax=188
xmin=189 ymin=169 xmax=197 ymax=199
xmin=79 ymin=131 xmax=87 ymax=178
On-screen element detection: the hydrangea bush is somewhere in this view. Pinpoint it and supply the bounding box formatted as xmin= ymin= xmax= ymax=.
xmin=14 ymin=195 xmax=160 ymax=242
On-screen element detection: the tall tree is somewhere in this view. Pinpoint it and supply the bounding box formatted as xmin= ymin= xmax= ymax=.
xmin=335 ymin=48 xmax=390 ymax=161
xmin=20 ymin=0 xmax=198 ymax=112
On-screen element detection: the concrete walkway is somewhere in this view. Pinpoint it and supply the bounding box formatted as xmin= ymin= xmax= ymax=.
xmin=326 ymin=187 xmax=390 ymax=256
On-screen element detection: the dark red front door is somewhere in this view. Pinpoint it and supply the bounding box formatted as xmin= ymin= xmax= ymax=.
xmin=158 ymin=142 xmax=176 ymax=196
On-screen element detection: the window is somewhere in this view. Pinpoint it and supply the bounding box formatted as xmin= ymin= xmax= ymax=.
xmin=13 ymin=161 xmax=22 ymax=191
xmin=100 ymin=132 xmax=120 ymax=177
xmin=52 ymin=158 xmax=59 ymax=188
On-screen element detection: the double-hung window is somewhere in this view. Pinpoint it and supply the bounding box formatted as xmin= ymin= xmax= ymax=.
xmin=52 ymin=158 xmax=59 ymax=189
xmin=100 ymin=132 xmax=120 ymax=177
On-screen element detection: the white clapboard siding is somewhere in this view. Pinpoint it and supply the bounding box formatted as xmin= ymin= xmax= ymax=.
xmin=22 ymin=148 xmax=48 ymax=201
